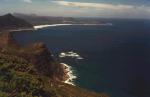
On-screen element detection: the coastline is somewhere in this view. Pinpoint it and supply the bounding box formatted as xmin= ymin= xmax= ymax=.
xmin=9 ymin=24 xmax=81 ymax=86
xmin=34 ymin=24 xmax=73 ymax=30
xmin=9 ymin=28 xmax=34 ymax=32
xmin=60 ymin=63 xmax=77 ymax=86
xmin=8 ymin=25 xmax=78 ymax=86
xmin=9 ymin=23 xmax=113 ymax=31
xmin=8 ymin=28 xmax=77 ymax=86
xmin=34 ymin=23 xmax=112 ymax=30
xmin=9 ymin=24 xmax=93 ymax=87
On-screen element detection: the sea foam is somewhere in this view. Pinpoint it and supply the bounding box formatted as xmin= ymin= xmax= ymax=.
xmin=60 ymin=63 xmax=77 ymax=86
xmin=59 ymin=51 xmax=84 ymax=60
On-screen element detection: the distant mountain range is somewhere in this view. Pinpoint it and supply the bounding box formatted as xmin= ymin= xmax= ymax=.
xmin=13 ymin=13 xmax=103 ymax=25
xmin=13 ymin=13 xmax=77 ymax=25
xmin=0 ymin=14 xmax=33 ymax=31
xmin=0 ymin=13 xmax=104 ymax=31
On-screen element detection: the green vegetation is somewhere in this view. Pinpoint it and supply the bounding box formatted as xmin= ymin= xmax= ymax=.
xmin=0 ymin=54 xmax=49 ymax=97
xmin=0 ymin=53 xmax=108 ymax=97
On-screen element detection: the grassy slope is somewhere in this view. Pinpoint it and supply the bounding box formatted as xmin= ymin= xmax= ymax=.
xmin=0 ymin=53 xmax=108 ymax=97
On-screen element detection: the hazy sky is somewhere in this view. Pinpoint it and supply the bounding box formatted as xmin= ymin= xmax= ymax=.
xmin=0 ymin=0 xmax=150 ymax=18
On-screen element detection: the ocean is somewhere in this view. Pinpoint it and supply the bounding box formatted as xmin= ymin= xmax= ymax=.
xmin=13 ymin=19 xmax=150 ymax=97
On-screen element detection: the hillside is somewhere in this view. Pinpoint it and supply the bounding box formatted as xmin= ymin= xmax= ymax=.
xmin=0 ymin=53 xmax=108 ymax=97
xmin=13 ymin=13 xmax=103 ymax=25
xmin=0 ymin=14 xmax=33 ymax=31
xmin=0 ymin=32 xmax=66 ymax=81
xmin=0 ymin=32 xmax=108 ymax=97
xmin=13 ymin=13 xmax=76 ymax=25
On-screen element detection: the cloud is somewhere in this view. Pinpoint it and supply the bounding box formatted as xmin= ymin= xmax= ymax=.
xmin=22 ymin=0 xmax=32 ymax=3
xmin=51 ymin=1 xmax=150 ymax=18
xmin=52 ymin=1 xmax=150 ymax=12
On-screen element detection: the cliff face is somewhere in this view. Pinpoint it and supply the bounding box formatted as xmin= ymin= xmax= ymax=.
xmin=20 ymin=42 xmax=65 ymax=81
xmin=0 ymin=32 xmax=65 ymax=81
xmin=0 ymin=14 xmax=33 ymax=31
xmin=0 ymin=32 xmax=18 ymax=47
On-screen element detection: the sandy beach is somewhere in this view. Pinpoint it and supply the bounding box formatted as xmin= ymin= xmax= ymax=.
xmin=34 ymin=24 xmax=73 ymax=30
xmin=34 ymin=23 xmax=112 ymax=30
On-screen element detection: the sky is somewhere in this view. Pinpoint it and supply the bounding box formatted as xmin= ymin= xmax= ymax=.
xmin=0 ymin=0 xmax=150 ymax=19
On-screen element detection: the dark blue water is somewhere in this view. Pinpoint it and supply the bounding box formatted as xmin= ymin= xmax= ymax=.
xmin=13 ymin=19 xmax=150 ymax=97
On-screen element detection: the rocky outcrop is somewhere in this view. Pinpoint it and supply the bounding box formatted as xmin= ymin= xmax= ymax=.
xmin=0 ymin=32 xmax=18 ymax=47
xmin=0 ymin=32 xmax=65 ymax=81
xmin=20 ymin=42 xmax=66 ymax=81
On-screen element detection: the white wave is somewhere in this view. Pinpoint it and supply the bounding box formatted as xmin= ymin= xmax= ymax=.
xmin=59 ymin=51 xmax=84 ymax=60
xmin=60 ymin=63 xmax=77 ymax=86
xmin=34 ymin=23 xmax=113 ymax=30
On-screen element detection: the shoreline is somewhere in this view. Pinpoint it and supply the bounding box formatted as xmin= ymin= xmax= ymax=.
xmin=34 ymin=23 xmax=112 ymax=30
xmin=9 ymin=23 xmax=110 ymax=86
xmin=8 ymin=28 xmax=77 ymax=86
xmin=9 ymin=28 xmax=34 ymax=32
xmin=8 ymin=23 xmax=113 ymax=32
xmin=60 ymin=63 xmax=77 ymax=86
xmin=34 ymin=24 xmax=73 ymax=30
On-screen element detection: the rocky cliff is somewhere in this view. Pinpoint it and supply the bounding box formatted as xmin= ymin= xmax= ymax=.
xmin=0 ymin=32 xmax=65 ymax=81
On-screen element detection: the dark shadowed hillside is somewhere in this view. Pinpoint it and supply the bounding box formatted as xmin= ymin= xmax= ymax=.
xmin=0 ymin=14 xmax=33 ymax=31
xmin=13 ymin=13 xmax=76 ymax=25
xmin=13 ymin=13 xmax=103 ymax=25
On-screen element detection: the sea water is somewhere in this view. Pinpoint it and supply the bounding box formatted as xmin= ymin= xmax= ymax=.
xmin=13 ymin=19 xmax=150 ymax=97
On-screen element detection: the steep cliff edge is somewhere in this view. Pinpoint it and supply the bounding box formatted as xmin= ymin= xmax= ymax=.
xmin=0 ymin=32 xmax=66 ymax=81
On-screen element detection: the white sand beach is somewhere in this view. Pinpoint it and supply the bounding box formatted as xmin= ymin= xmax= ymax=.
xmin=34 ymin=24 xmax=73 ymax=30
xmin=34 ymin=23 xmax=113 ymax=30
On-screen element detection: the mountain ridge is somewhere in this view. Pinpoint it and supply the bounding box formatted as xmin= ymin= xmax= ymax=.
xmin=0 ymin=13 xmax=33 ymax=31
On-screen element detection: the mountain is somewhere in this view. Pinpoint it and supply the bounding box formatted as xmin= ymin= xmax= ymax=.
xmin=13 ymin=13 xmax=103 ymax=25
xmin=0 ymin=14 xmax=33 ymax=31
xmin=0 ymin=32 xmax=109 ymax=97
xmin=13 ymin=13 xmax=76 ymax=25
